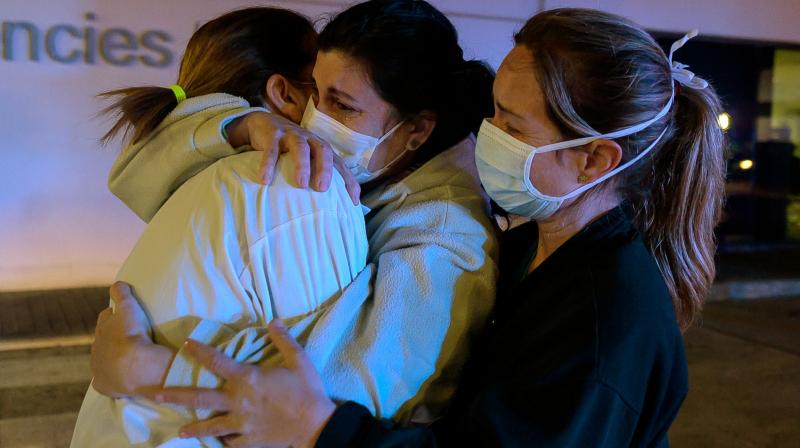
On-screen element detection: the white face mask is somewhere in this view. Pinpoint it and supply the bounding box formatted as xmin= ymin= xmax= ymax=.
xmin=475 ymin=29 xmax=707 ymax=221
xmin=300 ymin=98 xmax=404 ymax=184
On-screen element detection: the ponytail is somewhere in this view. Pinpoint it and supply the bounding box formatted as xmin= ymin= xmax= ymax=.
xmin=416 ymin=58 xmax=494 ymax=161
xmin=100 ymin=7 xmax=317 ymax=146
xmin=635 ymin=86 xmax=727 ymax=329
xmin=100 ymin=86 xmax=179 ymax=145
xmin=515 ymin=8 xmax=728 ymax=329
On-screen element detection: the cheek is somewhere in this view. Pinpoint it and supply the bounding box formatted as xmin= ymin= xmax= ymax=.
xmin=528 ymin=151 xmax=577 ymax=197
xmin=320 ymin=103 xmax=375 ymax=135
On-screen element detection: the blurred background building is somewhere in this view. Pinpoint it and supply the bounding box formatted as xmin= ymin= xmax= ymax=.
xmin=0 ymin=0 xmax=799 ymax=290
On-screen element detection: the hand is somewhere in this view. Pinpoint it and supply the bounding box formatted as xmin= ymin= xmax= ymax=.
xmin=90 ymin=282 xmax=174 ymax=398
xmin=155 ymin=319 xmax=336 ymax=448
xmin=225 ymin=112 xmax=361 ymax=205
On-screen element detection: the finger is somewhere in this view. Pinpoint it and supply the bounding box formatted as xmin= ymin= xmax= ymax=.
xmin=109 ymin=281 xmax=134 ymax=307
xmin=220 ymin=434 xmax=248 ymax=448
xmin=281 ymin=132 xmax=311 ymax=188
xmin=95 ymin=307 xmax=113 ymax=329
xmin=154 ymin=387 xmax=232 ymax=411
xmin=179 ymin=414 xmax=239 ymax=439
xmin=308 ymin=138 xmax=333 ymax=192
xmin=260 ymin=144 xmax=279 ymax=186
xmin=267 ymin=319 xmax=308 ymax=371
xmin=333 ymin=155 xmax=361 ymax=205
xmin=254 ymin=128 xmax=279 ymax=185
xmin=108 ymin=291 xmax=151 ymax=337
xmin=183 ymin=340 xmax=243 ymax=380
xmin=109 ymin=282 xmax=144 ymax=321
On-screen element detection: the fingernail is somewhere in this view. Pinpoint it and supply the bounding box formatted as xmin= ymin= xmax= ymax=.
xmin=179 ymin=431 xmax=189 ymax=439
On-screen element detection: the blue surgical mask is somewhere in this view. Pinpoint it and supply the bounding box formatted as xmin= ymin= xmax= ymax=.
xmin=475 ymin=29 xmax=707 ymax=221
xmin=300 ymin=98 xmax=404 ymax=184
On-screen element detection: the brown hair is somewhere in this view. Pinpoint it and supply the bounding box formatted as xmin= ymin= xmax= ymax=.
xmin=101 ymin=7 xmax=317 ymax=145
xmin=515 ymin=9 xmax=727 ymax=329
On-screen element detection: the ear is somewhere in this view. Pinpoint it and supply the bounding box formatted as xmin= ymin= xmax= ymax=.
xmin=404 ymin=111 xmax=437 ymax=151
xmin=577 ymin=139 xmax=623 ymax=182
xmin=264 ymin=74 xmax=308 ymax=124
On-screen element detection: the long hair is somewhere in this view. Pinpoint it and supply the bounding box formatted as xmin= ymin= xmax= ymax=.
xmin=515 ymin=9 xmax=727 ymax=329
xmin=100 ymin=7 xmax=317 ymax=145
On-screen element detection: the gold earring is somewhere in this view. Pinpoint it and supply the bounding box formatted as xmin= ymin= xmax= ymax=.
xmin=577 ymin=174 xmax=589 ymax=183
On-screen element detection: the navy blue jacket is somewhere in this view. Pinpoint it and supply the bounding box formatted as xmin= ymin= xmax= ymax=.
xmin=316 ymin=205 xmax=688 ymax=447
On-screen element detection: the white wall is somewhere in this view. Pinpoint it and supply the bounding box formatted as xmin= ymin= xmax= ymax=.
xmin=1 ymin=0 xmax=798 ymax=291
xmin=550 ymin=0 xmax=800 ymax=44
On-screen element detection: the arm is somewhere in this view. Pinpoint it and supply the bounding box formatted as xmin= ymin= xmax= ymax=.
xmin=309 ymin=193 xmax=499 ymax=420
xmin=319 ymin=379 xmax=640 ymax=447
xmin=89 ymin=283 xmax=174 ymax=398
xmin=109 ymin=93 xmax=358 ymax=222
xmin=108 ymin=93 xmax=263 ymax=222
xmin=316 ymin=402 xmax=437 ymax=447
xmin=158 ymin=327 xmax=640 ymax=448
xmin=156 ymin=321 xmax=438 ymax=448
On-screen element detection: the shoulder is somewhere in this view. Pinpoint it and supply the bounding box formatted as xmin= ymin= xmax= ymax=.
xmin=371 ymin=137 xmax=494 ymax=235
xmin=189 ymin=152 xmax=363 ymax=230
xmin=406 ymin=135 xmax=485 ymax=198
xmin=584 ymin=233 xmax=687 ymax=409
xmin=587 ymin=232 xmax=677 ymax=339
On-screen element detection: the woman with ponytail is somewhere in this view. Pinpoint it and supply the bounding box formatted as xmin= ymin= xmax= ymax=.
xmin=72 ymin=7 xmax=368 ymax=447
xmin=138 ymin=8 xmax=725 ymax=448
xmin=86 ymin=1 xmax=499 ymax=446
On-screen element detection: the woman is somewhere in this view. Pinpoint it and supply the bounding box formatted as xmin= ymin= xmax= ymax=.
xmin=71 ymin=7 xmax=371 ymax=447
xmin=147 ymin=8 xmax=726 ymax=447
xmin=89 ymin=0 xmax=498 ymax=441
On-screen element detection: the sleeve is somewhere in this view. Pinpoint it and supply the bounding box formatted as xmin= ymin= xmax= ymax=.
xmin=315 ymin=401 xmax=438 ymax=448
xmin=108 ymin=93 xmax=265 ymax=222
xmin=316 ymin=379 xmax=640 ymax=448
xmin=466 ymin=379 xmax=640 ymax=447
xmin=306 ymin=191 xmax=499 ymax=421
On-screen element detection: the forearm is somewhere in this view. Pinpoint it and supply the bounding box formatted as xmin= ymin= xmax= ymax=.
xmin=316 ymin=402 xmax=437 ymax=448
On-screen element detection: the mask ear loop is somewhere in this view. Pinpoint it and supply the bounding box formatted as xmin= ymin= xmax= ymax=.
xmin=520 ymin=29 xmax=710 ymax=202
xmin=358 ymin=119 xmax=406 ymax=173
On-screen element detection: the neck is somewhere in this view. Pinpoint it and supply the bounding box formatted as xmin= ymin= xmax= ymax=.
xmin=529 ymin=190 xmax=622 ymax=272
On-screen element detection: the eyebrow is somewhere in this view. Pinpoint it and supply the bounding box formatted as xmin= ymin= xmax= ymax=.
xmin=496 ymin=101 xmax=525 ymax=120
xmin=328 ymin=86 xmax=358 ymax=104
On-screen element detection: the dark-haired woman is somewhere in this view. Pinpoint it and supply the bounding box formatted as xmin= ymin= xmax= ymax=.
xmin=86 ymin=0 xmax=499 ymax=445
xmin=144 ymin=8 xmax=725 ymax=448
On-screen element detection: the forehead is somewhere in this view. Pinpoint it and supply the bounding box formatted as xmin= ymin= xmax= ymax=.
xmin=313 ymin=51 xmax=389 ymax=107
xmin=495 ymin=46 xmax=546 ymax=118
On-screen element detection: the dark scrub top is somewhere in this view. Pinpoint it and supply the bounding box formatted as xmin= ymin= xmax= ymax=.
xmin=316 ymin=205 xmax=689 ymax=447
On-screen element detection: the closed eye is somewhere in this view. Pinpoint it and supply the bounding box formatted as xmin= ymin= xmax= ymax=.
xmin=335 ymin=100 xmax=357 ymax=113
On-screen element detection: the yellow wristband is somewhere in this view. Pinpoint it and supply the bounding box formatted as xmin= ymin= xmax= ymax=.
xmin=170 ymin=84 xmax=187 ymax=103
